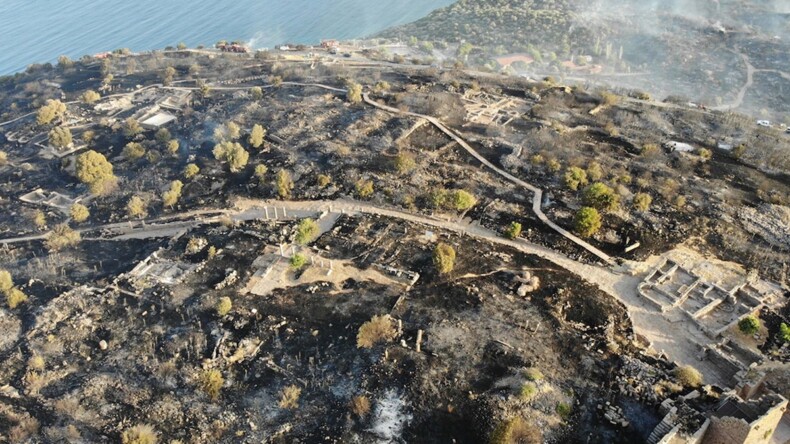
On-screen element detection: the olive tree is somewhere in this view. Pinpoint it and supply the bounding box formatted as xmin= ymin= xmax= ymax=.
xmin=582 ymin=182 xmax=620 ymax=212
xmin=213 ymin=141 xmax=249 ymax=172
xmin=276 ymin=169 xmax=294 ymax=198
xmin=76 ymin=150 xmax=116 ymax=195
xmin=346 ymin=81 xmax=363 ymax=104
xmin=126 ymin=195 xmax=148 ymax=218
xmin=250 ymin=124 xmax=266 ymax=148
xmin=49 ymin=126 xmax=73 ymax=148
xmin=574 ymin=207 xmax=602 ymax=237
xmin=433 ymin=243 xmax=456 ymax=274
xmin=81 ymin=90 xmax=101 ymax=104
xmin=162 ymin=180 xmax=184 ymax=208
xmin=69 ymin=203 xmax=90 ymax=223
xmin=37 ymin=99 xmax=67 ymax=125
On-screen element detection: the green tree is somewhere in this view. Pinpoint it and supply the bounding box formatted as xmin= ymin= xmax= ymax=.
xmin=738 ymin=316 xmax=760 ymax=335
xmin=127 ymin=195 xmax=148 ymax=219
xmin=250 ymin=124 xmax=266 ymax=148
xmin=276 ymin=169 xmax=294 ymax=198
xmin=448 ymin=190 xmax=476 ymax=211
xmin=124 ymin=118 xmax=143 ymax=138
xmin=45 ymin=224 xmax=81 ymax=251
xmin=184 ymin=163 xmax=200 ymax=179
xmin=346 ymin=81 xmax=363 ymax=104
xmin=37 ymin=99 xmax=67 ymax=125
xmin=433 ymin=243 xmax=456 ymax=274
xmin=564 ymin=166 xmax=588 ymax=191
xmin=49 ymin=126 xmax=73 ymax=148
xmin=546 ymin=158 xmax=561 ymax=173
xmin=295 ymin=219 xmax=319 ymax=245
xmin=155 ymin=128 xmax=171 ymax=143
xmin=166 ymin=139 xmax=179 ymax=155
xmin=317 ymin=174 xmax=331 ymax=187
xmin=215 ymin=297 xmax=232 ymax=317
xmin=57 ymin=55 xmax=74 ymax=70
xmin=633 ymin=193 xmax=652 ymax=212
xmin=458 ymin=42 xmax=473 ymax=58
xmin=355 ymin=179 xmax=374 ymax=198
xmin=0 ymin=270 xmax=13 ymax=293
xmin=162 ymin=180 xmax=183 ymax=208
xmin=177 ymin=42 xmax=187 ymax=50
xmin=81 ymin=90 xmax=101 ymax=104
xmin=162 ymin=66 xmax=176 ymax=85
xmin=6 ymin=288 xmax=28 ymax=309
xmin=505 ymin=222 xmax=522 ymax=239
xmin=290 ymin=253 xmax=308 ymax=270
xmin=583 ymin=182 xmax=620 ymax=212
xmin=70 ymin=203 xmax=90 ymax=223
xmin=780 ymin=323 xmax=790 ymax=343
xmin=198 ymin=369 xmax=224 ymax=401
xmin=123 ymin=142 xmax=146 ymax=161
xmin=226 ymin=122 xmax=241 ymax=140
xmin=574 ymin=207 xmax=602 ymax=237
xmin=212 ymin=141 xmax=249 ymax=172
xmin=392 ymin=152 xmax=416 ymax=174
xmin=586 ymin=162 xmax=603 ymax=181
xmin=76 ymin=150 xmax=116 ymax=195
xmin=250 ymin=86 xmax=263 ymax=100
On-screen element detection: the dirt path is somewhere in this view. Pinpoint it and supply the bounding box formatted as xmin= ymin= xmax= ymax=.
xmin=0 ymin=79 xmax=731 ymax=385
xmin=0 ymin=196 xmax=730 ymax=384
xmin=361 ymin=93 xmax=615 ymax=265
xmin=712 ymin=50 xmax=755 ymax=112
xmin=233 ymin=198 xmax=731 ymax=386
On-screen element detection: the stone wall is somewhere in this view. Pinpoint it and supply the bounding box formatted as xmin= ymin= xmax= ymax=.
xmin=703 ymin=395 xmax=788 ymax=444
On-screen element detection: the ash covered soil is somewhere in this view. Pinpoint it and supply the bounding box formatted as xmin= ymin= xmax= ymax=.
xmin=0 ymin=48 xmax=788 ymax=442
xmin=0 ymin=215 xmax=682 ymax=443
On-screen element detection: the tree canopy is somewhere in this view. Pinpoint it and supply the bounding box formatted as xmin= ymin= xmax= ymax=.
xmin=213 ymin=141 xmax=249 ymax=172
xmin=76 ymin=150 xmax=116 ymax=195
xmin=574 ymin=207 xmax=602 ymax=237
xmin=37 ymin=99 xmax=67 ymax=125
xmin=433 ymin=243 xmax=456 ymax=274
xmin=49 ymin=126 xmax=72 ymax=148
xmin=250 ymin=124 xmax=266 ymax=148
xmin=582 ymin=182 xmax=620 ymax=212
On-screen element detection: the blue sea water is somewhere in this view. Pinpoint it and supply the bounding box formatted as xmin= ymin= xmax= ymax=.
xmin=0 ymin=0 xmax=453 ymax=75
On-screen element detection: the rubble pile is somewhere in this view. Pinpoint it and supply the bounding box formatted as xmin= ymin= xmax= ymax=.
xmin=738 ymin=204 xmax=790 ymax=250
xmin=615 ymin=356 xmax=669 ymax=405
xmin=597 ymin=402 xmax=629 ymax=428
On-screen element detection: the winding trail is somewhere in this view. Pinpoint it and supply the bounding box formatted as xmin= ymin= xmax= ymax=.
xmin=0 ymin=77 xmax=732 ymax=385
xmin=166 ymin=80 xmax=614 ymax=263
xmin=712 ymin=50 xmax=755 ymax=112
xmin=360 ymin=92 xmax=614 ymax=265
